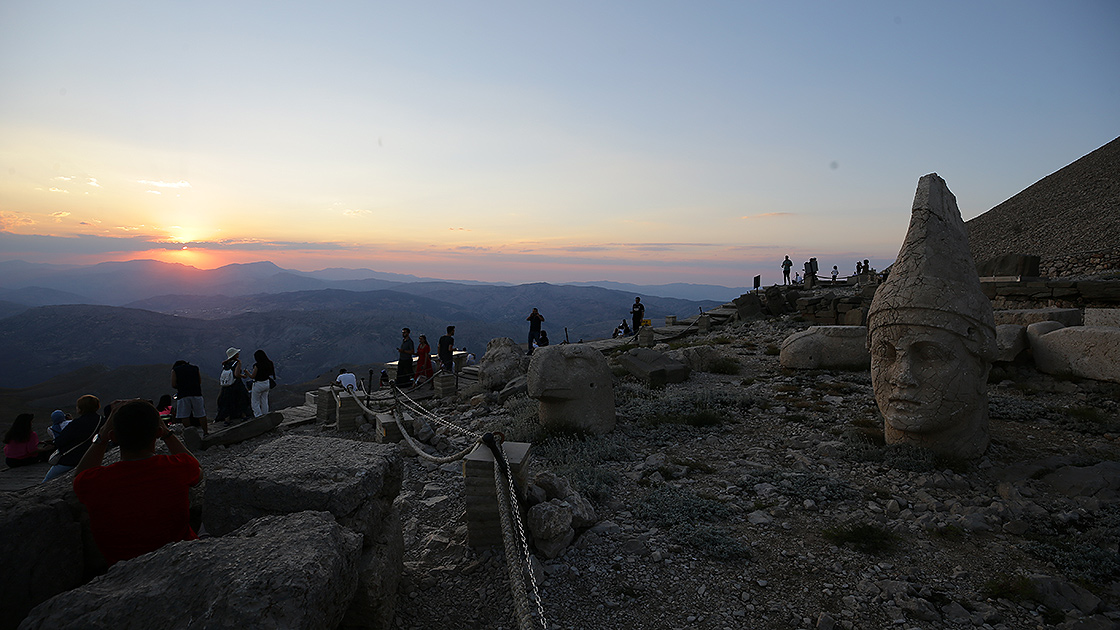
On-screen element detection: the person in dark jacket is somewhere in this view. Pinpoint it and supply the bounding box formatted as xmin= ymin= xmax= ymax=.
xmin=43 ymin=394 xmax=103 ymax=482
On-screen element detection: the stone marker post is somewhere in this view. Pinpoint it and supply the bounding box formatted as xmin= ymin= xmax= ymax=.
xmin=463 ymin=442 xmax=532 ymax=547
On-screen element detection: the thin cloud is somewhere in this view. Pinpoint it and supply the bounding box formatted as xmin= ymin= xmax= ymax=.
xmin=48 ymin=188 xmax=69 ymax=193
xmin=138 ymin=179 xmax=192 ymax=189
xmin=87 ymin=178 xmax=101 ymax=188
xmin=53 ymin=176 xmax=74 ymax=182
xmin=342 ymin=208 xmax=371 ymax=218
xmin=448 ymin=227 xmax=470 ymax=231
xmin=50 ymin=212 xmax=70 ymax=222
xmin=145 ymin=190 xmax=162 ymax=195
xmin=0 ymin=212 xmax=36 ymax=230
xmin=740 ymin=212 xmax=795 ymax=220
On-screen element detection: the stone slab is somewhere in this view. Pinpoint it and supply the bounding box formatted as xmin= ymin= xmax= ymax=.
xmin=993 ymin=308 xmax=1083 ymax=327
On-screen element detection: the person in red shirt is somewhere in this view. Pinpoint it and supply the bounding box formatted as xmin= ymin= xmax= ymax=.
xmin=73 ymin=399 xmax=202 ymax=566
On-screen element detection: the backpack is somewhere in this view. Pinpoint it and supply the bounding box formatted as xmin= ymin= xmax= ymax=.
xmin=219 ymin=368 xmax=235 ymax=386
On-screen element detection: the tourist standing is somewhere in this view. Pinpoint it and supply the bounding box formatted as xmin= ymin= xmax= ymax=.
xmin=437 ymin=325 xmax=456 ymax=374
xmin=172 ymin=360 xmax=209 ymax=436
xmin=215 ymin=347 xmax=251 ymax=422
xmin=397 ymin=328 xmax=415 ymax=385
xmin=526 ymin=309 xmax=544 ymax=355
xmin=247 ymin=350 xmax=275 ymax=417
xmin=782 ymin=256 xmax=793 ymax=284
xmin=630 ymin=297 xmax=645 ymax=334
xmin=415 ymin=334 xmax=434 ymax=383
xmin=43 ymin=394 xmax=102 ymax=482
xmin=831 ymin=266 xmax=839 ymax=284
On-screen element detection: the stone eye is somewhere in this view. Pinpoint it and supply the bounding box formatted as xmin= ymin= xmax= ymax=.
xmin=873 ymin=342 xmax=896 ymax=360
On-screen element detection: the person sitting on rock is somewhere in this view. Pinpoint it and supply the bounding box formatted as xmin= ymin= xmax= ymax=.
xmin=73 ymin=399 xmax=201 ymax=566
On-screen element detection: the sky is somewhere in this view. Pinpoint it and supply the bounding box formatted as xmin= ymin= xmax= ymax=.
xmin=1 ymin=1 xmax=1117 ymax=288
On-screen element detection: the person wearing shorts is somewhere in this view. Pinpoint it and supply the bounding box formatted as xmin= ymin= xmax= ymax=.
xmin=171 ymin=360 xmax=209 ymax=436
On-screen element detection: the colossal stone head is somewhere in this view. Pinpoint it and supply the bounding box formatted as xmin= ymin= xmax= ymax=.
xmin=527 ymin=345 xmax=615 ymax=435
xmin=867 ymin=174 xmax=996 ymax=459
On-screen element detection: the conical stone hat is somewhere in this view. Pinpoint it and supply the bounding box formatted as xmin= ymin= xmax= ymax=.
xmin=868 ymin=173 xmax=996 ymax=356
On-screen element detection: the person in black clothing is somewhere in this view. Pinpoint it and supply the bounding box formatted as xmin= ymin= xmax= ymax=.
xmin=630 ymin=297 xmax=645 ymax=335
xmin=43 ymin=394 xmax=103 ymax=482
xmin=247 ymin=349 xmax=275 ymax=416
xmin=438 ymin=325 xmax=456 ymax=374
xmin=172 ymin=360 xmax=208 ymax=436
xmin=537 ymin=330 xmax=550 ymax=347
xmin=215 ymin=347 xmax=252 ymax=422
xmin=397 ymin=328 xmax=415 ymax=385
xmin=526 ymin=308 xmax=544 ymax=355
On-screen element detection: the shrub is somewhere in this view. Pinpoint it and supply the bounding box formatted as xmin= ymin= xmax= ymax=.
xmin=670 ymin=523 xmax=751 ymax=560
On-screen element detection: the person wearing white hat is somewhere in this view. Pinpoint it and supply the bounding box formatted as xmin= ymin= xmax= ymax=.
xmin=214 ymin=347 xmax=251 ymax=422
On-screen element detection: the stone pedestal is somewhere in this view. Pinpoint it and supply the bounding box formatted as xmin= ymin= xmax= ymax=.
xmin=697 ymin=313 xmax=712 ymax=332
xmin=637 ymin=327 xmax=655 ymax=347
xmin=337 ymin=395 xmax=366 ymax=432
xmin=434 ymin=374 xmax=457 ymax=398
xmin=375 ymin=413 xmax=403 ymax=443
xmin=665 ymin=315 xmax=677 ymax=326
xmin=462 ymin=442 xmax=531 ymax=547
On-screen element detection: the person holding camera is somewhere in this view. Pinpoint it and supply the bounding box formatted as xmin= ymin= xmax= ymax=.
xmin=72 ymin=399 xmax=202 ymax=566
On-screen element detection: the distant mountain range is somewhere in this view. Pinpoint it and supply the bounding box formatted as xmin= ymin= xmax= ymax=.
xmin=0 ymin=259 xmax=750 ymax=306
xmin=0 ymin=260 xmax=727 ymax=393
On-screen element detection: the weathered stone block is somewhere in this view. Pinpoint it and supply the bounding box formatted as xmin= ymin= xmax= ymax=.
xmin=203 ymin=435 xmax=403 ymax=539
xmin=0 ymin=482 xmax=94 ymax=630
xmin=618 ymin=348 xmax=690 ymax=387
xmin=993 ymin=308 xmax=1083 ymax=327
xmin=19 ymin=511 xmax=362 ymax=630
xmin=478 ymin=337 xmax=527 ymax=391
xmin=1030 ymin=325 xmax=1120 ymax=384
xmin=995 ymin=324 xmax=1028 ymax=362
xmin=1085 ymin=308 xmax=1120 ymax=327
xmin=780 ymin=326 xmax=870 ymax=370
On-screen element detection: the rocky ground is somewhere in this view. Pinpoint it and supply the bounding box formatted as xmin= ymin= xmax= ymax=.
xmin=209 ymin=315 xmax=1120 ymax=630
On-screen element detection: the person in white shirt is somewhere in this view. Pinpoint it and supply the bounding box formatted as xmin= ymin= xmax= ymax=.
xmin=335 ymin=369 xmax=361 ymax=392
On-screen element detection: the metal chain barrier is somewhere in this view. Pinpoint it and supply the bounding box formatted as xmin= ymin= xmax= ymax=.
xmin=485 ymin=434 xmax=547 ymax=630
xmin=330 ymin=384 xmax=547 ymax=629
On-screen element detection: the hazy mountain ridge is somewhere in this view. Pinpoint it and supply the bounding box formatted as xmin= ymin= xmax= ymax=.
xmin=0 ymin=259 xmax=739 ymax=304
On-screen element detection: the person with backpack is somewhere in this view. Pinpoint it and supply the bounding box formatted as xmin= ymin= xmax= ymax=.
xmin=215 ymin=347 xmax=251 ymax=423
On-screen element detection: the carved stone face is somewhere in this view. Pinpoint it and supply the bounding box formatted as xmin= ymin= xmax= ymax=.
xmin=870 ymin=324 xmax=988 ymax=452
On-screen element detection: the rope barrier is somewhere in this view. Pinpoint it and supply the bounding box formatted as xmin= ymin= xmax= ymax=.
xmin=330 ymin=382 xmax=547 ymax=629
xmin=484 ymin=433 xmax=547 ymax=630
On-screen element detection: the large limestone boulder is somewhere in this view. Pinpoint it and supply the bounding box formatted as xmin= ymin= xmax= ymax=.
xmin=1030 ymin=325 xmax=1120 ymax=384
xmin=668 ymin=344 xmax=724 ymax=372
xmin=618 ymin=347 xmax=690 ymax=387
xmin=204 ymin=436 xmax=404 ymax=629
xmin=732 ymin=293 xmax=763 ymax=319
xmin=779 ymin=326 xmax=870 ymax=370
xmin=19 ymin=511 xmax=362 ymax=630
xmin=527 ymin=345 xmax=615 ymax=435
xmin=478 ymin=337 xmax=528 ymax=391
xmin=1085 ymin=308 xmax=1120 ymax=327
xmin=995 ymin=324 xmax=1028 ymax=362
xmin=204 ymin=435 xmax=402 ymax=537
xmin=0 ymin=481 xmax=99 ymax=630
xmin=993 ymin=308 xmax=1082 ymax=327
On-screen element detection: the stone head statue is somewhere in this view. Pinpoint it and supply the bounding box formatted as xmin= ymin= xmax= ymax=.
xmin=867 ymin=174 xmax=996 ymax=459
xmin=527 ymin=345 xmax=615 ymax=435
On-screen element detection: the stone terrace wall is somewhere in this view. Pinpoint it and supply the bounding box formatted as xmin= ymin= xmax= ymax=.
xmin=1042 ymin=246 xmax=1120 ymax=279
